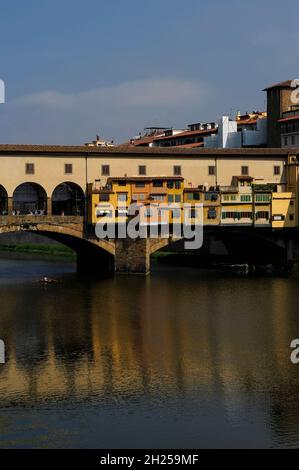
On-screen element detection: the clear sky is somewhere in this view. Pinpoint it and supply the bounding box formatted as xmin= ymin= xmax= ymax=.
xmin=0 ymin=0 xmax=298 ymax=144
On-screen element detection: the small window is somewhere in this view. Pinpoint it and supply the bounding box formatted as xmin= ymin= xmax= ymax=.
xmin=175 ymin=194 xmax=181 ymax=203
xmin=241 ymin=166 xmax=249 ymax=176
xmin=117 ymin=193 xmax=127 ymax=202
xmin=292 ymin=136 xmax=295 ymax=145
xmin=139 ymin=165 xmax=146 ymax=176
xmin=135 ymin=182 xmax=145 ymax=188
xmin=290 ymin=214 xmax=294 ymax=221
xmin=153 ymin=180 xmax=163 ymax=187
xmin=65 ymin=163 xmax=73 ymax=174
xmin=173 ymin=165 xmax=181 ymax=176
xmin=101 ymin=165 xmax=110 ymax=176
xmin=274 ymin=166 xmax=281 ymax=176
xmin=168 ymin=195 xmax=174 ymax=203
xmin=284 ymin=136 xmax=288 ymax=146
xmin=208 ymin=166 xmax=216 ymax=176
xmin=99 ymin=193 xmax=110 ymax=202
xmin=26 ymin=163 xmax=35 ymax=175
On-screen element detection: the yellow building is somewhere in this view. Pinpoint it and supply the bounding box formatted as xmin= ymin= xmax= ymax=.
xmin=220 ymin=176 xmax=253 ymax=226
xmin=87 ymin=176 xmax=184 ymax=226
xmin=271 ymin=193 xmax=296 ymax=229
xmin=183 ymin=188 xmax=220 ymax=226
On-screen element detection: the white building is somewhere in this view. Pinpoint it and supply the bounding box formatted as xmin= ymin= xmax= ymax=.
xmin=204 ymin=115 xmax=267 ymax=149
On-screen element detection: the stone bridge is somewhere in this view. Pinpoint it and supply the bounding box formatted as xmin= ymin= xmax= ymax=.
xmin=0 ymin=216 xmax=175 ymax=275
xmin=0 ymin=216 xmax=297 ymax=275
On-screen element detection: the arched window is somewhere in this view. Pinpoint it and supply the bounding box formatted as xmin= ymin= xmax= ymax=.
xmin=0 ymin=185 xmax=8 ymax=214
xmin=52 ymin=182 xmax=85 ymax=216
xmin=13 ymin=183 xmax=47 ymax=215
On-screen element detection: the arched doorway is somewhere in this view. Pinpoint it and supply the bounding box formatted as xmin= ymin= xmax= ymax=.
xmin=52 ymin=182 xmax=85 ymax=216
xmin=0 ymin=185 xmax=8 ymax=214
xmin=13 ymin=183 xmax=47 ymax=215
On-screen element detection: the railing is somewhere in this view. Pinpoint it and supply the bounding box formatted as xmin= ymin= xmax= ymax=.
xmin=0 ymin=215 xmax=84 ymax=224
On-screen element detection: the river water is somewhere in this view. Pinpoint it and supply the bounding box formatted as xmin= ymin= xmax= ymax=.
xmin=0 ymin=253 xmax=299 ymax=448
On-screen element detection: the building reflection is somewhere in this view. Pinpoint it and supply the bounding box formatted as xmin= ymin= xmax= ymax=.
xmin=0 ymin=272 xmax=299 ymax=440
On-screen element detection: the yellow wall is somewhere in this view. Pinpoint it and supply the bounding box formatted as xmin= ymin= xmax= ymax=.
xmin=0 ymin=151 xmax=289 ymax=197
xmin=272 ymin=193 xmax=296 ymax=228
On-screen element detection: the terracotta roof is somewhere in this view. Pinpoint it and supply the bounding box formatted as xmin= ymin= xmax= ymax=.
xmin=173 ymin=142 xmax=204 ymax=148
xmin=0 ymin=144 xmax=296 ymax=157
xmin=263 ymin=80 xmax=293 ymax=91
xmin=133 ymin=136 xmax=158 ymax=146
xmin=108 ymin=176 xmax=184 ymax=182
xmin=278 ymin=115 xmax=299 ymax=123
xmin=237 ymin=119 xmax=258 ymax=126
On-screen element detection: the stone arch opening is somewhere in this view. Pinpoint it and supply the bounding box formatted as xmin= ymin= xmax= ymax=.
xmin=0 ymin=185 xmax=8 ymax=214
xmin=13 ymin=183 xmax=47 ymax=215
xmin=52 ymin=182 xmax=85 ymax=216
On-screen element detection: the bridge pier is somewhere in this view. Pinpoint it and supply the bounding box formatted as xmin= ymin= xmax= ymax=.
xmin=47 ymin=197 xmax=52 ymax=215
xmin=115 ymin=238 xmax=150 ymax=275
xmin=7 ymin=197 xmax=13 ymax=215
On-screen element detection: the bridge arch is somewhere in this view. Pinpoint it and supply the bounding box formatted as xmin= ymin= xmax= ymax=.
xmin=0 ymin=185 xmax=8 ymax=214
xmin=0 ymin=219 xmax=115 ymax=275
xmin=13 ymin=182 xmax=47 ymax=215
xmin=52 ymin=182 xmax=85 ymax=216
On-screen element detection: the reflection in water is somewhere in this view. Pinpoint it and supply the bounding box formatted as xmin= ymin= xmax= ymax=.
xmin=0 ymin=258 xmax=299 ymax=448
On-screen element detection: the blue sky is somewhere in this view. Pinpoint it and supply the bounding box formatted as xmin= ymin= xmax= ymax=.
xmin=0 ymin=0 xmax=298 ymax=144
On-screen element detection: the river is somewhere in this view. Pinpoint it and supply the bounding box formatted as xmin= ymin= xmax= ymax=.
xmin=0 ymin=253 xmax=299 ymax=448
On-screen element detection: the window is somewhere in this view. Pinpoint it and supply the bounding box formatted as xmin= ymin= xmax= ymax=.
xmin=151 ymin=194 xmax=164 ymax=201
xmin=175 ymin=194 xmax=181 ymax=203
xmin=153 ymin=180 xmax=163 ymax=187
xmin=290 ymin=214 xmax=294 ymax=221
xmin=256 ymin=194 xmax=271 ymax=202
xmin=241 ymin=166 xmax=249 ymax=176
xmin=240 ymin=195 xmax=251 ymax=202
xmin=117 ymin=193 xmax=127 ymax=202
xmin=172 ymin=209 xmax=181 ymax=219
xmin=26 ymin=163 xmax=35 ymax=175
xmin=139 ymin=165 xmax=146 ymax=176
xmin=205 ymin=193 xmax=218 ymax=201
xmin=284 ymin=136 xmax=288 ymax=146
xmin=173 ymin=165 xmax=181 ymax=176
xmin=223 ymin=195 xmax=237 ymax=201
xmin=101 ymin=165 xmax=110 ymax=176
xmin=99 ymin=193 xmax=110 ymax=202
xmin=118 ymin=181 xmax=127 ymax=186
xmin=292 ymin=136 xmax=296 ymax=146
xmin=208 ymin=208 xmax=217 ymax=219
xmin=222 ymin=211 xmax=252 ymax=220
xmin=274 ymin=166 xmax=281 ymax=176
xmin=208 ymin=166 xmax=216 ymax=176
xmin=187 ymin=192 xmax=200 ymax=201
xmin=135 ymin=182 xmax=145 ymax=188
xmin=175 ymin=181 xmax=181 ymax=189
xmin=65 ymin=163 xmax=73 ymax=174
xmin=132 ymin=193 xmax=146 ymax=201
xmin=168 ymin=195 xmax=174 ymax=203
xmin=256 ymin=211 xmax=269 ymax=220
